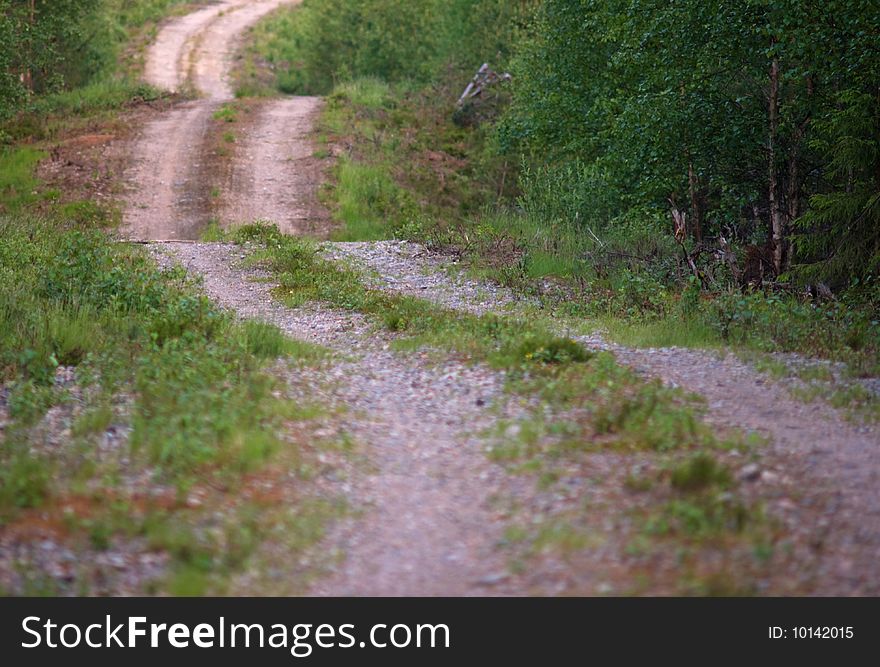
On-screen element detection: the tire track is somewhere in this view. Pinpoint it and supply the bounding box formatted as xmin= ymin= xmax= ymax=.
xmin=219 ymin=97 xmax=330 ymax=235
xmin=123 ymin=0 xmax=305 ymax=241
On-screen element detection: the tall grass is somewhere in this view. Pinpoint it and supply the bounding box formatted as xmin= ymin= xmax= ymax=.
xmin=0 ymin=147 xmax=44 ymax=211
xmin=332 ymin=157 xmax=407 ymax=241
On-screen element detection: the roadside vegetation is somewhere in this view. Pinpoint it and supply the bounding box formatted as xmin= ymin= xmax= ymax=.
xmin=241 ymin=0 xmax=879 ymax=382
xmin=0 ymin=1 xmax=200 ymax=133
xmin=229 ymin=0 xmax=880 ymax=591
xmin=2 ymin=0 xmax=876 ymax=596
xmin=0 ymin=0 xmax=344 ymax=596
xmin=0 ymin=210 xmax=338 ymax=595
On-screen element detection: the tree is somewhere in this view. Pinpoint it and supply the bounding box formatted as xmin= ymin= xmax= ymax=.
xmin=504 ymin=0 xmax=880 ymax=287
xmin=0 ymin=0 xmax=103 ymax=119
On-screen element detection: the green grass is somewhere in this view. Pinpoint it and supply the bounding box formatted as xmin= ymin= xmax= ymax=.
xmin=28 ymin=80 xmax=164 ymax=119
xmin=0 ymin=0 xmax=343 ymax=597
xmin=332 ymin=157 xmax=410 ymax=241
xmin=0 ymin=214 xmax=328 ymax=481
xmin=0 ymin=208 xmax=338 ymax=593
xmin=737 ymin=350 xmax=880 ymax=421
xmin=199 ymin=219 xmax=226 ymax=241
xmin=106 ymin=0 xmax=196 ymax=29
xmin=790 ymin=378 xmax=880 ymax=422
xmin=0 ymin=147 xmax=45 ymax=212
xmin=234 ymin=222 xmax=594 ymax=370
xmin=331 ymin=77 xmax=391 ymax=110
xmin=3 ymin=81 xmax=167 ymax=144
xmin=233 ymin=3 xmax=305 ymax=97
xmin=593 ymin=314 xmax=724 ymax=350
xmin=310 ymin=75 xmax=507 ymax=243
xmin=72 ymin=404 xmax=115 ymax=438
xmin=669 ymin=453 xmax=732 ymax=493
xmin=236 ymin=221 xmax=743 ymax=462
xmin=309 ymin=71 xmax=880 ymax=387
xmin=212 ymin=104 xmax=238 ymax=123
xmin=0 ymin=450 xmax=53 ymax=512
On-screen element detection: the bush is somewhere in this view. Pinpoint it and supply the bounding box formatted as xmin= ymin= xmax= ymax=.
xmin=244 ymin=0 xmax=536 ymax=95
xmin=670 ymin=453 xmax=731 ymax=493
xmin=513 ymin=332 xmax=592 ymax=364
xmin=0 ymin=0 xmax=187 ymax=122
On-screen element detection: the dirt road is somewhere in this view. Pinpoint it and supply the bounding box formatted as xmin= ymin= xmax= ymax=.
xmin=122 ymin=3 xmax=879 ymax=596
xmin=124 ymin=0 xmax=324 ymax=240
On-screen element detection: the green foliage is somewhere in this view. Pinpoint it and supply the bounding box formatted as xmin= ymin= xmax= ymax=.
xmin=234 ymin=222 xmax=594 ymax=370
xmin=794 ymin=88 xmax=880 ymax=286
xmin=242 ymin=1 xmax=879 ymax=379
xmin=502 ymin=0 xmax=880 ymax=287
xmin=655 ymin=497 xmax=752 ymax=537
xmin=0 ymin=146 xmax=44 ymax=210
xmin=0 ymin=449 xmax=52 ymax=511
xmin=0 ymin=210 xmax=335 ymax=590
xmin=670 ymin=453 xmax=732 ymax=493
xmin=330 ymin=77 xmax=391 ymax=110
xmin=316 ymin=74 xmax=513 ymax=242
xmin=333 ymin=157 xmax=412 ymax=241
xmin=592 ymin=379 xmax=704 ymax=452
xmin=212 ymin=104 xmax=237 ymax=123
xmin=239 ymin=0 xmax=535 ymax=95
xmin=0 ymin=213 xmax=325 ymax=489
xmin=705 ymin=291 xmax=879 ymax=373
xmin=0 ymin=0 xmax=103 ymax=109
xmin=515 ymin=333 xmax=591 ymax=364
xmin=0 ymin=0 xmax=186 ymax=122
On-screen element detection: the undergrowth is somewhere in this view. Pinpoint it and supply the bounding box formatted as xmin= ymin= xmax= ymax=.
xmin=0 ymin=212 xmax=333 ymax=594
xmin=311 ymin=76 xmax=880 ymax=379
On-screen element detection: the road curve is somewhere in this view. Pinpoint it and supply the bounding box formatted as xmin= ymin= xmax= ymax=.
xmin=124 ymin=0 xmax=314 ymax=240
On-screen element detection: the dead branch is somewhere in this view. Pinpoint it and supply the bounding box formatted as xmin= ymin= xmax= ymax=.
xmin=457 ymin=63 xmax=511 ymax=108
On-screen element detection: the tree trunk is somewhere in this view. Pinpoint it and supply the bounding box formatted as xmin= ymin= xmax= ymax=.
xmin=785 ymin=74 xmax=814 ymax=273
xmin=787 ymin=157 xmax=799 ymax=231
xmin=768 ymin=52 xmax=784 ymax=276
xmin=875 ymin=86 xmax=880 ymax=191
xmin=22 ymin=0 xmax=36 ymax=94
xmin=688 ymin=159 xmax=703 ymax=242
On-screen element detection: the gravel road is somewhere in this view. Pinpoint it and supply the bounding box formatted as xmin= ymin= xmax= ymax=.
xmin=114 ymin=3 xmax=880 ymax=595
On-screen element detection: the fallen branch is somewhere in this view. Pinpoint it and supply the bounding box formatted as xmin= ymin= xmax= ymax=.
xmin=457 ymin=63 xmax=511 ymax=107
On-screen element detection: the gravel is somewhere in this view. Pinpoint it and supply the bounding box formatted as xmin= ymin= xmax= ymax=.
xmin=153 ymin=242 xmax=528 ymax=595
xmin=322 ymin=240 xmax=530 ymax=315
xmin=312 ymin=238 xmax=880 ymax=595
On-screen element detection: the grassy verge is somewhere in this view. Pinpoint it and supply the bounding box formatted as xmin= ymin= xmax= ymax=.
xmin=0 ymin=146 xmax=45 ymax=212
xmin=313 ymin=76 xmax=512 ymax=242
xmin=0 ymin=211 xmax=342 ymax=595
xmin=0 ymin=2 xmax=354 ymax=596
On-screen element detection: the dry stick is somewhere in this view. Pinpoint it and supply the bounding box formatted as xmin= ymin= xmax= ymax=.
xmin=768 ymin=50 xmax=784 ymax=276
xmin=123 ymin=239 xmax=205 ymax=244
